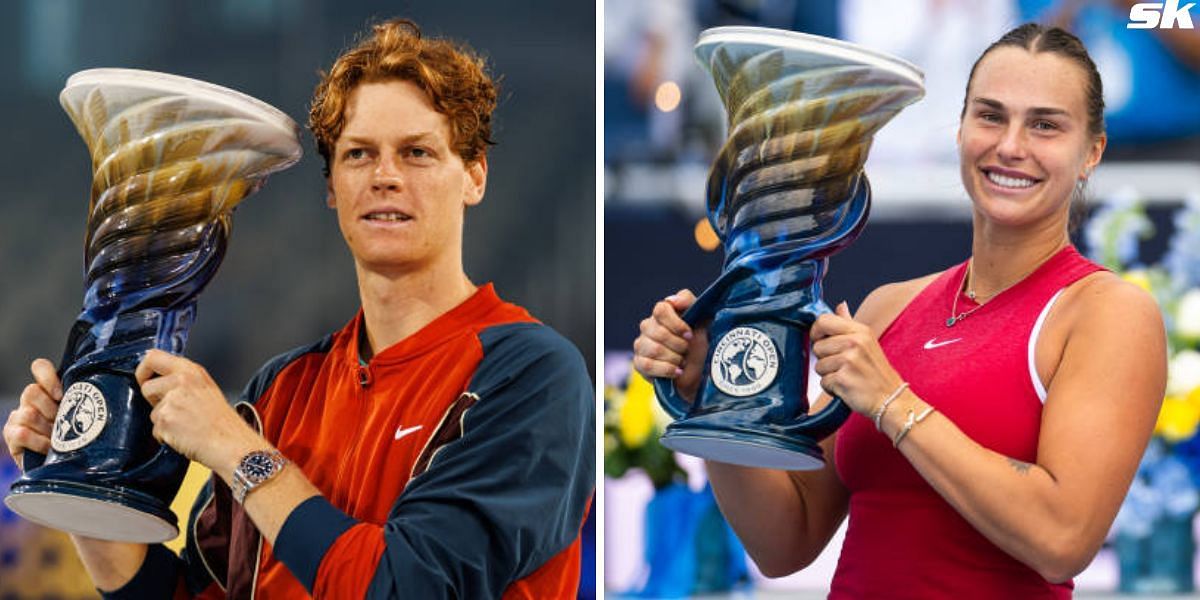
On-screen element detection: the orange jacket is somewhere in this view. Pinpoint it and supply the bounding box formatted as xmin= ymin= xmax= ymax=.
xmin=105 ymin=285 xmax=594 ymax=599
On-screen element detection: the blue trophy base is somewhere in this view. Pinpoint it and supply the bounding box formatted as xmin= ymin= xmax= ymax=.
xmin=5 ymin=477 xmax=179 ymax=543
xmin=4 ymin=356 xmax=188 ymax=544
xmin=661 ymin=424 xmax=827 ymax=471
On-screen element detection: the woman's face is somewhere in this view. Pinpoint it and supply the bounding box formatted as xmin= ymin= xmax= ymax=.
xmin=957 ymin=47 xmax=1105 ymax=231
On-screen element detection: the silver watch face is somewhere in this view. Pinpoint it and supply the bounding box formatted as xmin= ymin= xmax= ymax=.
xmin=241 ymin=452 xmax=277 ymax=483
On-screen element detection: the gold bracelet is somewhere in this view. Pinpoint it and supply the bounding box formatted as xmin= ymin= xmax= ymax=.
xmin=893 ymin=404 xmax=936 ymax=448
xmin=872 ymin=381 xmax=910 ymax=431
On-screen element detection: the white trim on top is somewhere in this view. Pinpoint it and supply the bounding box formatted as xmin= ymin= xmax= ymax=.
xmin=1028 ymin=289 xmax=1066 ymax=404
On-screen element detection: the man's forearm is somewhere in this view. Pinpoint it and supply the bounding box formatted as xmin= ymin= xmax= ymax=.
xmin=70 ymin=535 xmax=148 ymax=592
xmin=209 ymin=434 xmax=322 ymax=546
xmin=239 ymin=464 xmax=322 ymax=546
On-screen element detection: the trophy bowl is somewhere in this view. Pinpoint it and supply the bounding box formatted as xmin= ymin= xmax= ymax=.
xmin=653 ymin=27 xmax=924 ymax=470
xmin=4 ymin=69 xmax=301 ymax=542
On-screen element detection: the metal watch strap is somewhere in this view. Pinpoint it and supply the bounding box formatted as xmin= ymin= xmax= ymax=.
xmin=232 ymin=450 xmax=286 ymax=504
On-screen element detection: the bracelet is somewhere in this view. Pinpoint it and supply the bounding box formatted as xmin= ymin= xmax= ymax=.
xmin=893 ymin=404 xmax=936 ymax=448
xmin=872 ymin=381 xmax=910 ymax=431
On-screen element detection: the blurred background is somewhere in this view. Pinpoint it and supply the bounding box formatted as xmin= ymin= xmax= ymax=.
xmin=605 ymin=0 xmax=1200 ymax=597
xmin=0 ymin=1 xmax=595 ymax=598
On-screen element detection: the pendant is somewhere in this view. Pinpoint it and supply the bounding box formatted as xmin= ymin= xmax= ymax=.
xmin=946 ymin=316 xmax=957 ymax=327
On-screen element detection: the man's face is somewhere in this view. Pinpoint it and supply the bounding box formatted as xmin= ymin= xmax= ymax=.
xmin=327 ymin=80 xmax=486 ymax=275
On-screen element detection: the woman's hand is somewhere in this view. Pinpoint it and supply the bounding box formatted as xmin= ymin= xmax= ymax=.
xmin=811 ymin=302 xmax=905 ymax=416
xmin=3 ymin=359 xmax=63 ymax=472
xmin=632 ymin=289 xmax=708 ymax=402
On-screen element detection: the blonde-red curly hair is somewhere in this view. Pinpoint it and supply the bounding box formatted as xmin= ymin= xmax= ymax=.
xmin=308 ymin=19 xmax=498 ymax=175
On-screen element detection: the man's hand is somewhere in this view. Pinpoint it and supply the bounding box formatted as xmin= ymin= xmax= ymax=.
xmin=136 ymin=349 xmax=316 ymax=547
xmin=3 ymin=359 xmax=63 ymax=472
xmin=135 ymin=349 xmax=262 ymax=476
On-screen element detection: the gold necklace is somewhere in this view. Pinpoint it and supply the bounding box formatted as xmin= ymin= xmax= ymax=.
xmin=946 ymin=248 xmax=1063 ymax=327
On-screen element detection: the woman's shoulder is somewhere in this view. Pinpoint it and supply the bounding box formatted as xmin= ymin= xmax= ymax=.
xmin=1037 ymin=270 xmax=1167 ymax=411
xmin=854 ymin=271 xmax=945 ymax=336
xmin=1058 ymin=271 xmax=1164 ymax=332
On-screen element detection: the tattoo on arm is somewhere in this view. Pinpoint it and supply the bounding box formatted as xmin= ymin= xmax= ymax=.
xmin=1007 ymin=458 xmax=1033 ymax=475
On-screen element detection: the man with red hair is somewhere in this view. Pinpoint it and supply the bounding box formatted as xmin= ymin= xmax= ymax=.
xmin=5 ymin=18 xmax=593 ymax=599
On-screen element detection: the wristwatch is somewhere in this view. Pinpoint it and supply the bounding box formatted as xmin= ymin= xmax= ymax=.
xmin=231 ymin=449 xmax=287 ymax=504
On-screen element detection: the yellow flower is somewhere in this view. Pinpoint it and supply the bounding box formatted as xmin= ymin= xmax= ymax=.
xmin=619 ymin=370 xmax=656 ymax=448
xmin=1156 ymin=394 xmax=1200 ymax=443
xmin=1122 ymin=270 xmax=1153 ymax=293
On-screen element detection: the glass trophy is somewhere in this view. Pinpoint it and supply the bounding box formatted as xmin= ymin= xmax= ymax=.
xmin=4 ymin=69 xmax=301 ymax=542
xmin=654 ymin=28 xmax=924 ymax=470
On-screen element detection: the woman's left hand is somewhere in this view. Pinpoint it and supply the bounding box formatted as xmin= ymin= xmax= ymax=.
xmin=811 ymin=302 xmax=905 ymax=416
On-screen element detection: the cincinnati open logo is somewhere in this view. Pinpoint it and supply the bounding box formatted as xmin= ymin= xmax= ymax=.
xmin=52 ymin=382 xmax=109 ymax=452
xmin=711 ymin=326 xmax=779 ymax=397
xmin=1128 ymin=0 xmax=1195 ymax=28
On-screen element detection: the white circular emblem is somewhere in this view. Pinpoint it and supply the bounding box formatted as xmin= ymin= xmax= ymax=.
xmin=52 ymin=382 xmax=109 ymax=453
xmin=710 ymin=326 xmax=780 ymax=397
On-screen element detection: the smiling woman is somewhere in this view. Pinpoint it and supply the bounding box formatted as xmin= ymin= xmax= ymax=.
xmin=633 ymin=22 xmax=1167 ymax=598
xmin=958 ymin=26 xmax=1106 ymax=242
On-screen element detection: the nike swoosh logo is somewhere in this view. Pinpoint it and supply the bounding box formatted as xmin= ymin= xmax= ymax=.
xmin=394 ymin=425 xmax=423 ymax=441
xmin=924 ymin=338 xmax=962 ymax=350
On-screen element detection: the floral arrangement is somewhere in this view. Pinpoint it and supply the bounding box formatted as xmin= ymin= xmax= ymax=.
xmin=1088 ymin=188 xmax=1200 ymax=559
xmin=603 ymin=355 xmax=749 ymax=597
xmin=603 ymin=354 xmax=687 ymax=489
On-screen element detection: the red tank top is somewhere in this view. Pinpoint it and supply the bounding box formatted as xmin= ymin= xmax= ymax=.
xmin=831 ymin=245 xmax=1104 ymax=598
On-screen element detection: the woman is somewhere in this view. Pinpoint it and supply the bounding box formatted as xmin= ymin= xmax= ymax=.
xmin=633 ymin=23 xmax=1166 ymax=598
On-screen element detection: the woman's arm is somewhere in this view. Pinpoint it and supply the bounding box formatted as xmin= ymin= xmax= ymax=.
xmin=815 ymin=274 xmax=1166 ymax=582
xmin=635 ymin=280 xmax=929 ymax=576
xmin=704 ymin=403 xmax=848 ymax=576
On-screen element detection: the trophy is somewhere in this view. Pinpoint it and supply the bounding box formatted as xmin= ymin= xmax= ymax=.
xmin=4 ymin=69 xmax=301 ymax=542
xmin=654 ymin=28 xmax=924 ymax=470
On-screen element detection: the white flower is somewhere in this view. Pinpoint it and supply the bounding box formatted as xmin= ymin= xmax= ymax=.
xmin=1177 ymin=289 xmax=1200 ymax=339
xmin=1084 ymin=186 xmax=1154 ymax=271
xmin=1166 ymin=349 xmax=1200 ymax=396
xmin=1165 ymin=193 xmax=1200 ymax=290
